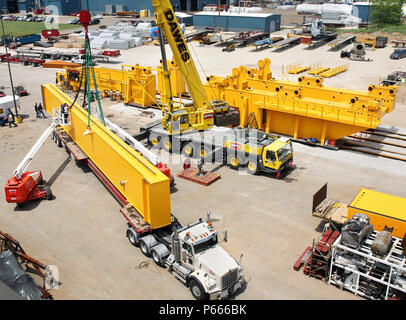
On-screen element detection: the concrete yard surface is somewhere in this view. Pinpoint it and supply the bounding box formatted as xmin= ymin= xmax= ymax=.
xmin=0 ymin=23 xmax=406 ymax=300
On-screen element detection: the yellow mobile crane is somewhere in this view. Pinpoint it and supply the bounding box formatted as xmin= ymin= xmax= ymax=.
xmin=138 ymin=0 xmax=294 ymax=177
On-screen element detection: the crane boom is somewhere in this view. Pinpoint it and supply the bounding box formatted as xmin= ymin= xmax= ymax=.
xmin=13 ymin=122 xmax=56 ymax=179
xmin=152 ymin=0 xmax=210 ymax=112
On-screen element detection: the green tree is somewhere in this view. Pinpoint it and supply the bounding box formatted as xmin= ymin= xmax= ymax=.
xmin=370 ymin=0 xmax=403 ymax=27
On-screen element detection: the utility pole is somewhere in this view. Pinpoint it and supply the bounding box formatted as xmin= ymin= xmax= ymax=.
xmin=0 ymin=15 xmax=19 ymax=118
xmin=218 ymin=0 xmax=221 ymax=33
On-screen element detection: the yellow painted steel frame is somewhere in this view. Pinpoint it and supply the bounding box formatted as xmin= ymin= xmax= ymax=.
xmin=41 ymin=84 xmax=171 ymax=229
xmin=56 ymin=65 xmax=157 ymax=107
xmin=204 ymin=59 xmax=398 ymax=144
xmin=157 ymin=59 xmax=187 ymax=104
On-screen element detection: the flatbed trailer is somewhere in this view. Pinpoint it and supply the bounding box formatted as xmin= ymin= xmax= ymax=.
xmin=233 ymin=32 xmax=269 ymax=47
xmin=269 ymin=36 xmax=301 ymax=50
xmin=51 ymin=116 xmax=244 ymax=301
xmin=327 ymin=35 xmax=356 ymax=51
xmin=0 ymin=53 xmax=44 ymax=66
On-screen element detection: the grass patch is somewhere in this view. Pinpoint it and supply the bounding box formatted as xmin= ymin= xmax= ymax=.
xmin=336 ymin=24 xmax=406 ymax=35
xmin=0 ymin=20 xmax=79 ymax=37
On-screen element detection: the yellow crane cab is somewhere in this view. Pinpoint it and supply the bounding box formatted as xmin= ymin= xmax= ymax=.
xmin=262 ymin=137 xmax=294 ymax=174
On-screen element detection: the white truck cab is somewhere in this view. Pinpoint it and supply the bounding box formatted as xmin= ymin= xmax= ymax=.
xmin=165 ymin=220 xmax=244 ymax=300
xmin=126 ymin=216 xmax=244 ymax=300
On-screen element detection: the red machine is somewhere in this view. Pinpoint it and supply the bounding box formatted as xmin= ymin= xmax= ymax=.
xmin=5 ymin=123 xmax=55 ymax=207
xmin=5 ymin=172 xmax=51 ymax=206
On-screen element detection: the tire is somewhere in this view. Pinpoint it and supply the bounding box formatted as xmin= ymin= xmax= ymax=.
xmin=189 ymin=279 xmax=208 ymax=300
xmin=126 ymin=229 xmax=138 ymax=247
xmin=162 ymin=137 xmax=172 ymax=153
xmin=197 ymin=145 xmax=211 ymax=160
xmin=139 ymin=239 xmax=150 ymax=257
xmin=247 ymin=160 xmax=258 ymax=175
xmin=45 ymin=186 xmax=52 ymax=200
xmin=182 ymin=142 xmax=194 ymax=158
xmin=16 ymin=202 xmax=24 ymax=208
xmin=151 ymin=248 xmax=163 ymax=267
xmin=149 ymin=134 xmax=162 ymax=149
xmin=227 ymin=154 xmax=240 ymax=169
xmin=56 ymin=137 xmax=63 ymax=148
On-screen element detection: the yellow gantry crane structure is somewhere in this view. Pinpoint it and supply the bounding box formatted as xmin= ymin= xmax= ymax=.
xmin=41 ymin=84 xmax=171 ymax=229
xmin=56 ymin=60 xmax=188 ymax=108
xmin=56 ymin=64 xmax=158 ymax=107
xmin=204 ymin=58 xmax=397 ymax=146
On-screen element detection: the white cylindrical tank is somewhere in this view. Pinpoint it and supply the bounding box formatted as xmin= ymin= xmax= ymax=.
xmin=323 ymin=4 xmax=352 ymax=15
xmin=296 ymin=4 xmax=323 ymax=15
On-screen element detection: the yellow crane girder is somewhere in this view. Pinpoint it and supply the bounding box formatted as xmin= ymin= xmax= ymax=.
xmin=41 ymin=84 xmax=171 ymax=229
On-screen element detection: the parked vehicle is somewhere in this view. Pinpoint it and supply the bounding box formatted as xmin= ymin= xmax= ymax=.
xmin=0 ymin=90 xmax=5 ymax=97
xmin=14 ymin=86 xmax=28 ymax=97
xmin=89 ymin=18 xmax=100 ymax=25
xmin=390 ymin=48 xmax=406 ymax=60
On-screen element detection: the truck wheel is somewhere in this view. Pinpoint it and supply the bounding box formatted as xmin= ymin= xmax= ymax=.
xmin=227 ymin=154 xmax=240 ymax=169
xmin=45 ymin=186 xmax=52 ymax=200
xmin=182 ymin=143 xmax=194 ymax=158
xmin=151 ymin=248 xmax=163 ymax=267
xmin=149 ymin=134 xmax=162 ymax=149
xmin=162 ymin=137 xmax=172 ymax=153
xmin=247 ymin=161 xmax=258 ymax=175
xmin=189 ymin=279 xmax=208 ymax=300
xmin=126 ymin=229 xmax=138 ymax=247
xmin=198 ymin=145 xmax=211 ymax=161
xmin=57 ymin=137 xmax=63 ymax=148
xmin=139 ymin=239 xmax=150 ymax=257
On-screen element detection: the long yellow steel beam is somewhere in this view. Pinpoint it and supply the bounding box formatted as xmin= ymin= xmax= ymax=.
xmin=41 ymin=84 xmax=171 ymax=229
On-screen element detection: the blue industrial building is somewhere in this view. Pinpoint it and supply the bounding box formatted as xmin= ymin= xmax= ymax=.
xmin=352 ymin=2 xmax=375 ymax=23
xmin=193 ymin=12 xmax=281 ymax=33
xmin=1 ymin=0 xmax=228 ymax=15
xmin=42 ymin=0 xmax=81 ymax=15
xmin=79 ymin=0 xmax=226 ymax=14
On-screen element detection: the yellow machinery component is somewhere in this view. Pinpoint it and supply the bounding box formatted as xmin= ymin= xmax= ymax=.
xmin=347 ymin=188 xmax=406 ymax=239
xmin=204 ymin=58 xmax=398 ymax=145
xmin=157 ymin=58 xmax=187 ymax=104
xmin=56 ymin=64 xmax=157 ymax=107
xmin=356 ymin=35 xmax=376 ymax=49
xmin=308 ymin=67 xmax=330 ymax=76
xmin=41 ymin=84 xmax=171 ymax=229
xmin=152 ymin=0 xmax=211 ymax=113
xmin=318 ymin=63 xmax=349 ymax=78
xmin=287 ymin=62 xmax=311 ymax=75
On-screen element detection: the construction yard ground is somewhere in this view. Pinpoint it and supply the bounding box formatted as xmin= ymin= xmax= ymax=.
xmin=0 ymin=17 xmax=406 ymax=300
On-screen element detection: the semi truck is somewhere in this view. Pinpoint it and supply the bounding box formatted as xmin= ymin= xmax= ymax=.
xmin=123 ymin=207 xmax=244 ymax=300
xmin=42 ymin=85 xmax=245 ymax=300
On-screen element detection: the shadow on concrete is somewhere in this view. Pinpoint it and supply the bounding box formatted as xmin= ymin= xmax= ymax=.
xmin=46 ymin=156 xmax=71 ymax=187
